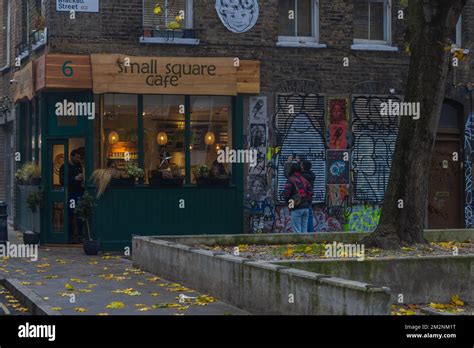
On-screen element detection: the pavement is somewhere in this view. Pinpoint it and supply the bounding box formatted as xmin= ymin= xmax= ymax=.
xmin=0 ymin=228 xmax=248 ymax=316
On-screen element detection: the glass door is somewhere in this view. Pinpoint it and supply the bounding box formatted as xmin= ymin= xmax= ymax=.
xmin=46 ymin=139 xmax=69 ymax=244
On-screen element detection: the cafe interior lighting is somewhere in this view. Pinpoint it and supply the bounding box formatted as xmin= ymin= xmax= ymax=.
xmin=157 ymin=132 xmax=168 ymax=145
xmin=205 ymin=131 xmax=215 ymax=145
xmin=108 ymin=131 xmax=119 ymax=144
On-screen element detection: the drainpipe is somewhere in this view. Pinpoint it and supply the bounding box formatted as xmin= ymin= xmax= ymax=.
xmin=0 ymin=0 xmax=11 ymax=73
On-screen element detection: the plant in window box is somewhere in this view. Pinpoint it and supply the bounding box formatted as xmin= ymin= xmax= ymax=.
xmin=150 ymin=166 xmax=184 ymax=187
xmin=113 ymin=163 xmax=144 ymax=186
xmin=143 ymin=27 xmax=153 ymax=37
xmin=194 ymin=164 xmax=210 ymax=186
xmin=15 ymin=162 xmax=41 ymax=186
xmin=75 ymin=192 xmax=100 ymax=256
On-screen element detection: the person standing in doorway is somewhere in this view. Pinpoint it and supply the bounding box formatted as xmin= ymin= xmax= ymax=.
xmin=59 ymin=149 xmax=85 ymax=243
xmin=282 ymin=162 xmax=312 ymax=233
xmin=301 ymin=160 xmax=315 ymax=232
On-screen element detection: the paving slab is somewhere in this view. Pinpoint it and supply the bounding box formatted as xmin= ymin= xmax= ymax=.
xmin=0 ymin=230 xmax=249 ymax=316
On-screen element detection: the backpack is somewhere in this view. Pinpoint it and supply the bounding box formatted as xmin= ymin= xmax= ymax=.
xmin=291 ymin=176 xmax=310 ymax=208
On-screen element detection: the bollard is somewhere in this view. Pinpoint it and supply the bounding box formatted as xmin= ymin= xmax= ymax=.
xmin=0 ymin=201 xmax=8 ymax=245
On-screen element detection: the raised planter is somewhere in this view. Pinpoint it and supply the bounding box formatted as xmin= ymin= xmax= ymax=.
xmin=196 ymin=177 xmax=230 ymax=187
xmin=23 ymin=231 xmax=40 ymax=245
xmin=133 ymin=236 xmax=391 ymax=315
xmin=110 ymin=177 xmax=136 ymax=187
xmin=149 ymin=177 xmax=184 ymax=187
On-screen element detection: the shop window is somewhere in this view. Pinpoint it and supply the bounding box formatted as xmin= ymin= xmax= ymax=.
xmin=143 ymin=95 xmax=185 ymax=184
xmin=353 ymin=0 xmax=392 ymax=48
xmin=278 ymin=0 xmax=320 ymax=46
xmin=101 ymin=94 xmax=139 ymax=171
xmin=142 ymin=0 xmax=198 ymax=43
xmin=190 ymin=96 xmax=232 ymax=184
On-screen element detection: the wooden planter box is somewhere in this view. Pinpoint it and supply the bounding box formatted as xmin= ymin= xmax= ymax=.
xmin=149 ymin=177 xmax=184 ymax=187
xmin=196 ymin=177 xmax=231 ymax=187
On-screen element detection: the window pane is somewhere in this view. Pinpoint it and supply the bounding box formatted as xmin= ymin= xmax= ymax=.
xmin=52 ymin=144 xmax=65 ymax=190
xmin=279 ymin=0 xmax=296 ymax=36
xmin=369 ymin=2 xmax=384 ymax=40
xmin=143 ymin=0 xmax=187 ymax=30
xmin=297 ymin=0 xmax=312 ymax=37
xmin=440 ymin=103 xmax=460 ymax=129
xmin=353 ymin=2 xmax=369 ymax=40
xmin=190 ymin=97 xmax=232 ymax=184
xmin=143 ymin=95 xmax=185 ymax=185
xmin=102 ymin=94 xmax=138 ymax=172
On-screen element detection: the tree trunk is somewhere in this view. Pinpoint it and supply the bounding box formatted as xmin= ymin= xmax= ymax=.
xmin=362 ymin=0 xmax=466 ymax=249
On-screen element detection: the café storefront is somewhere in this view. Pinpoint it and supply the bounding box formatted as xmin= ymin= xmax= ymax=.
xmin=15 ymin=53 xmax=260 ymax=250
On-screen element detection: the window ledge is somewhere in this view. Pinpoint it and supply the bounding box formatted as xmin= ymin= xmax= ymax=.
xmin=277 ymin=41 xmax=326 ymax=48
xmin=140 ymin=37 xmax=200 ymax=45
xmin=351 ymin=44 xmax=398 ymax=52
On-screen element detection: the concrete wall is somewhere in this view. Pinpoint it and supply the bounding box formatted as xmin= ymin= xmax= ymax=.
xmin=133 ymin=236 xmax=392 ymax=315
xmin=277 ymin=256 xmax=474 ymax=304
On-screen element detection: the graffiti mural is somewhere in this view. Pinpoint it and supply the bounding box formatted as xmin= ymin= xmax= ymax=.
xmin=215 ymin=0 xmax=260 ymax=33
xmin=465 ymin=112 xmax=474 ymax=228
xmin=343 ymin=204 xmax=381 ymax=232
xmin=351 ymin=95 xmax=400 ymax=203
xmin=274 ymin=94 xmax=326 ymax=203
xmin=274 ymin=206 xmax=343 ymax=233
xmin=327 ymin=184 xmax=349 ymax=207
xmin=328 ymin=98 xmax=349 ymax=149
xmin=327 ymin=150 xmax=350 ymax=185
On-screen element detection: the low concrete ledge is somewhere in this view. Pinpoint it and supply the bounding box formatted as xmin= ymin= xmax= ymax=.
xmin=0 ymin=279 xmax=59 ymax=316
xmin=133 ymin=236 xmax=391 ymax=315
xmin=275 ymin=255 xmax=474 ymax=304
xmin=153 ymin=229 xmax=474 ymax=246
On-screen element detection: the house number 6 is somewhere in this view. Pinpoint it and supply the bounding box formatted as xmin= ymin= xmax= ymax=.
xmin=62 ymin=61 xmax=74 ymax=77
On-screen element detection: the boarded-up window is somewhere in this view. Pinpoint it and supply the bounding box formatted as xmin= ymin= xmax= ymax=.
xmin=143 ymin=0 xmax=189 ymax=30
xmin=353 ymin=0 xmax=386 ymax=41
xmin=351 ymin=95 xmax=400 ymax=203
xmin=275 ymin=94 xmax=326 ymax=204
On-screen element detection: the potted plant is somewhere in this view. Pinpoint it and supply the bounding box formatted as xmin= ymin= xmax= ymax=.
xmin=149 ymin=166 xmax=184 ymax=187
xmin=143 ymin=26 xmax=153 ymax=37
xmin=91 ymin=169 xmax=112 ymax=198
xmin=111 ymin=163 xmax=144 ymax=186
xmin=15 ymin=162 xmax=41 ymax=185
xmin=75 ymin=192 xmax=100 ymax=255
xmin=193 ymin=164 xmax=210 ymax=186
xmin=24 ymin=190 xmax=43 ymax=245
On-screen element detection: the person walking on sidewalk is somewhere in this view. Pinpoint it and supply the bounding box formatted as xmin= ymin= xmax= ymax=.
xmin=282 ymin=162 xmax=313 ymax=233
xmin=301 ymin=160 xmax=315 ymax=232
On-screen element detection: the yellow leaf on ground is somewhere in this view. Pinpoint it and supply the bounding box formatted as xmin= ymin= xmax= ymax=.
xmin=97 ymin=313 xmax=109 ymax=316
xmin=74 ymin=307 xmax=87 ymax=313
xmin=150 ymin=292 xmax=160 ymax=297
xmin=64 ymin=283 xmax=74 ymax=291
xmin=106 ymin=302 xmax=125 ymax=309
xmin=450 ymin=295 xmax=464 ymax=306
xmin=51 ymin=307 xmax=62 ymax=311
xmin=429 ymin=303 xmax=448 ymax=309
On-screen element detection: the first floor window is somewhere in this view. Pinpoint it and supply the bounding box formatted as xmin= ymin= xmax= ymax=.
xmin=143 ymin=0 xmax=192 ymax=31
xmin=278 ymin=0 xmax=319 ymax=42
xmin=353 ymin=0 xmax=390 ymax=45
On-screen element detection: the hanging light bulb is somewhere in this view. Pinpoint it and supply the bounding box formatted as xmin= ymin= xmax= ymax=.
xmin=157 ymin=132 xmax=168 ymax=145
xmin=108 ymin=131 xmax=119 ymax=144
xmin=205 ymin=131 xmax=215 ymax=145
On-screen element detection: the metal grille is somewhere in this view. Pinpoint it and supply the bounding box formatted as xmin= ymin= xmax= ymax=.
xmin=351 ymin=95 xmax=400 ymax=203
xmin=275 ymin=94 xmax=326 ymax=204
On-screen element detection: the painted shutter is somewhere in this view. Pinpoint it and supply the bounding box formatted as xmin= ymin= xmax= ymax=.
xmin=351 ymin=95 xmax=400 ymax=203
xmin=275 ymin=94 xmax=326 ymax=204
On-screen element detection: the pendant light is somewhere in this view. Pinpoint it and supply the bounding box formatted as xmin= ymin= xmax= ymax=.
xmin=108 ymin=94 xmax=119 ymax=144
xmin=157 ymin=132 xmax=168 ymax=145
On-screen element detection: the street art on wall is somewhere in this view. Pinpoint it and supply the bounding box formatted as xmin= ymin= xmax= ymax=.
xmin=250 ymin=124 xmax=266 ymax=147
xmin=274 ymin=206 xmax=343 ymax=233
xmin=250 ymin=96 xmax=267 ymax=123
xmin=326 ymin=150 xmax=350 ymax=185
xmin=344 ymin=204 xmax=381 ymax=232
xmin=351 ymin=95 xmax=400 ymax=203
xmin=215 ymin=0 xmax=260 ymax=33
xmin=328 ymin=98 xmax=349 ymax=149
xmin=327 ymin=184 xmax=349 ymax=207
xmin=465 ymin=112 xmax=474 ymax=228
xmin=274 ymin=94 xmax=326 ymax=203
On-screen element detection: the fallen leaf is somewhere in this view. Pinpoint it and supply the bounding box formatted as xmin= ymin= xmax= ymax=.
xmin=74 ymin=307 xmax=87 ymax=313
xmin=106 ymin=302 xmax=125 ymax=309
xmin=64 ymin=283 xmax=75 ymax=291
xmin=51 ymin=307 xmax=62 ymax=311
xmin=450 ymin=295 xmax=464 ymax=306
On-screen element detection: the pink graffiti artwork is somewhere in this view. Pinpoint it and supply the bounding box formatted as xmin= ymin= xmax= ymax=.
xmin=329 ymin=99 xmax=349 ymax=150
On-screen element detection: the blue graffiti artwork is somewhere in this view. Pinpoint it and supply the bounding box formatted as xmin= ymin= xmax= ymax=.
xmin=327 ymin=150 xmax=350 ymax=185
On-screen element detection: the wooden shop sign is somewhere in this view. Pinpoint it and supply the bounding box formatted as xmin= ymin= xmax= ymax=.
xmin=13 ymin=62 xmax=34 ymax=102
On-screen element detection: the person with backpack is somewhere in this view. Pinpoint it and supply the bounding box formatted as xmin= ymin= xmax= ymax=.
xmin=282 ymin=161 xmax=313 ymax=233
